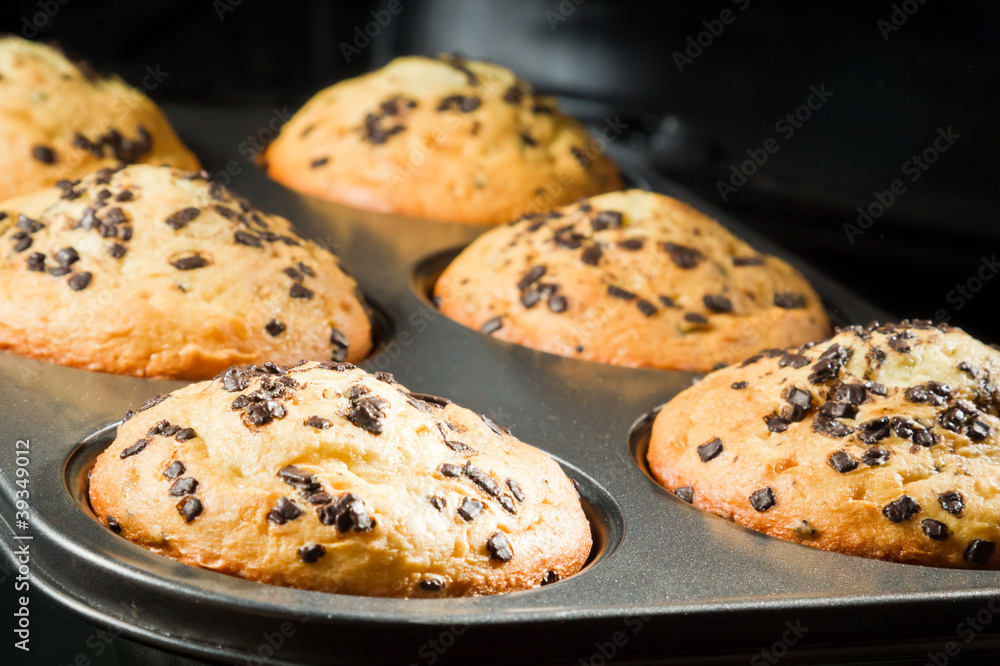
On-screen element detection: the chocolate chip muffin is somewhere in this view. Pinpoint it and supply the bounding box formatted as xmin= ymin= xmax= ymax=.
xmin=0 ymin=165 xmax=371 ymax=378
xmin=88 ymin=362 xmax=592 ymax=597
xmin=648 ymin=321 xmax=1000 ymax=568
xmin=263 ymin=54 xmax=622 ymax=224
xmin=435 ymin=190 xmax=830 ymax=371
xmin=0 ymin=37 xmax=199 ymax=201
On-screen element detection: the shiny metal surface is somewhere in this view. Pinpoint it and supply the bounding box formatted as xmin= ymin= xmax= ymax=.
xmin=3 ymin=107 xmax=996 ymax=665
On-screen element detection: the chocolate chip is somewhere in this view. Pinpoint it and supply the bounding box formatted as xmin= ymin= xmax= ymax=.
xmin=26 ymin=252 xmax=45 ymax=271
xmin=13 ymin=236 xmax=32 ymax=252
xmin=858 ymin=417 xmax=891 ymax=444
xmin=304 ymin=415 xmax=331 ymax=429
xmin=913 ymin=428 xmax=937 ymax=448
xmin=109 ymin=243 xmax=127 ymax=259
xmin=176 ymin=497 xmax=203 ymax=523
xmin=620 ymin=239 xmax=644 ymax=250
xmin=317 ymin=492 xmax=376 ymax=532
xmin=440 ymin=463 xmax=463 ymax=478
xmin=169 ymin=477 xmax=199 ymax=497
xmin=818 ymin=402 xmax=857 ymax=420
xmin=732 ymin=256 xmax=765 ymax=266
xmin=506 ymin=479 xmax=525 ymax=502
xmin=963 ymin=539 xmax=995 ymax=564
xmin=32 ymin=145 xmax=56 ymax=164
xmin=697 ymin=437 xmax=723 ymax=462
xmin=570 ymin=146 xmax=591 ymax=168
xmin=55 ymin=247 xmax=80 ymax=267
xmin=175 ymin=428 xmax=197 ymax=442
xmin=329 ymin=329 xmax=350 ymax=362
xmin=120 ymin=438 xmax=149 ymax=458
xmin=107 ymin=516 xmax=122 ymax=534
xmin=310 ymin=157 xmax=329 ymax=168
xmin=547 ymin=295 xmax=568 ymax=313
xmin=732 ymin=381 xmax=749 ymax=390
xmin=921 ymin=519 xmax=949 ymax=541
xmin=636 ymin=299 xmax=658 ymax=317
xmin=480 ymin=414 xmax=511 ymax=437
xmin=779 ymin=353 xmax=810 ymax=368
xmin=750 ymin=487 xmax=776 ymax=512
xmin=481 ymin=316 xmax=503 ymax=335
xmin=703 ymin=295 xmax=733 ymax=313
xmin=138 ymin=394 xmax=169 ymax=411
xmin=115 ymin=191 xmax=134 ymax=202
xmin=297 ymin=544 xmax=325 ymax=563
xmin=404 ymin=392 xmax=452 ymax=409
xmin=65 ymin=270 xmax=92 ymax=290
xmin=830 ymin=383 xmax=866 ymax=405
xmin=938 ymin=491 xmax=964 ymax=516
xmin=674 ymin=486 xmax=694 ymax=503
xmin=503 ymin=86 xmax=524 ymax=104
xmin=785 ymin=387 xmax=813 ymax=412
xmin=289 ymin=283 xmax=313 ymax=299
xmin=764 ymin=414 xmax=789 ymax=433
xmin=663 ymin=242 xmax=704 ymax=269
xmin=812 ymin=415 xmax=854 ymax=438
xmin=164 ymin=461 xmax=186 ymax=479
xmin=430 ymin=496 xmax=446 ymax=511
xmin=486 ymin=532 xmax=514 ymax=562
xmin=887 ymin=334 xmax=911 ymax=353
xmin=348 ymin=396 xmax=387 ymax=435
xmin=420 ymin=578 xmax=445 ymax=592
xmin=517 ymin=266 xmax=546 ymax=292
xmin=445 ymin=439 xmax=477 ymax=455
xmin=883 ymin=495 xmax=921 ymax=523
xmin=458 ymin=497 xmax=484 ymax=521
xmin=284 ymin=267 xmax=304 ymax=282
xmin=17 ymin=214 xmax=44 ymax=233
xmin=808 ymin=359 xmax=840 ymax=384
xmin=222 ymin=366 xmax=250 ymax=392
xmin=263 ymin=319 xmax=286 ymax=337
xmin=905 ymin=386 xmax=928 ymax=403
xmin=171 ymin=254 xmax=208 ymax=270
xmin=235 ymin=230 xmax=262 ymax=247
xmin=828 ymin=450 xmax=858 ymax=473
xmin=278 ymin=465 xmax=321 ymax=494
xmin=608 ymin=285 xmax=636 ymax=300
xmin=967 ymin=420 xmax=991 ymax=442
xmin=659 ymin=295 xmax=676 ymax=309
xmin=774 ymin=293 xmax=806 ymax=309
xmin=591 ymin=210 xmax=623 ymax=231
xmin=581 ymin=245 xmax=603 ymax=265
xmin=541 ymin=571 xmax=560 ymax=585
xmin=683 ymin=313 xmax=708 ymax=325
xmin=165 ymin=207 xmax=201 ymax=230
xmin=862 ymin=447 xmax=889 ymax=466
xmin=268 ymin=497 xmax=304 ymax=525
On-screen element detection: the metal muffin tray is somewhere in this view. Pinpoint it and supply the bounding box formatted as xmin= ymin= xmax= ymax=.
xmin=3 ymin=106 xmax=1000 ymax=665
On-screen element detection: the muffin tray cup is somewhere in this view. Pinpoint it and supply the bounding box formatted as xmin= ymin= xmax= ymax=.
xmin=3 ymin=106 xmax=1000 ymax=665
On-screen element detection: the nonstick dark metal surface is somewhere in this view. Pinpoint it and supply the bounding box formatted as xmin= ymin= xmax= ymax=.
xmin=3 ymin=107 xmax=999 ymax=666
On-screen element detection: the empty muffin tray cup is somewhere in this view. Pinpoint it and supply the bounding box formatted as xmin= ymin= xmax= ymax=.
xmin=2 ymin=107 xmax=999 ymax=665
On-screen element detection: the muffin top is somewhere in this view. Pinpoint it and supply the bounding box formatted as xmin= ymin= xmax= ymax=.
xmin=0 ymin=164 xmax=371 ymax=378
xmin=263 ymin=54 xmax=622 ymax=224
xmin=88 ymin=362 xmax=592 ymax=597
xmin=435 ymin=189 xmax=830 ymax=371
xmin=0 ymin=36 xmax=199 ymax=200
xmin=648 ymin=321 xmax=1000 ymax=568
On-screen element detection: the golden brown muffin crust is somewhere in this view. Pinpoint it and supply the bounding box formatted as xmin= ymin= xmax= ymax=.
xmin=435 ymin=190 xmax=830 ymax=371
xmin=263 ymin=54 xmax=622 ymax=224
xmin=648 ymin=321 xmax=1000 ymax=568
xmin=0 ymin=37 xmax=199 ymax=200
xmin=0 ymin=165 xmax=371 ymax=378
xmin=88 ymin=362 xmax=592 ymax=597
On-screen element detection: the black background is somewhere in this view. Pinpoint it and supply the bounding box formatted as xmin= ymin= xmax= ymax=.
xmin=1 ymin=1 xmax=998 ymax=664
